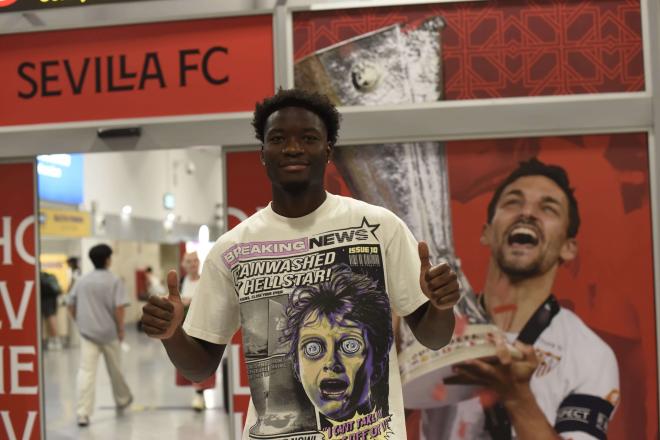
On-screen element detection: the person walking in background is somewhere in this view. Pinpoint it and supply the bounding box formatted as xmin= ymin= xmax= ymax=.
xmin=177 ymin=251 xmax=216 ymax=411
xmin=146 ymin=266 xmax=166 ymax=296
xmin=66 ymin=256 xmax=81 ymax=291
xmin=67 ymin=244 xmax=133 ymax=427
xmin=65 ymin=256 xmax=82 ymax=348
xmin=40 ymin=271 xmax=63 ymax=350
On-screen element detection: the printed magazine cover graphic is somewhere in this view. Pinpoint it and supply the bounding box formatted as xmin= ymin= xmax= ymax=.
xmin=222 ymin=220 xmax=395 ymax=440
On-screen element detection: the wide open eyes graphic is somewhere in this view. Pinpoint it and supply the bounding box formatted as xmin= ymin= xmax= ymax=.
xmin=303 ymin=339 xmax=324 ymax=360
xmin=340 ymin=338 xmax=362 ymax=355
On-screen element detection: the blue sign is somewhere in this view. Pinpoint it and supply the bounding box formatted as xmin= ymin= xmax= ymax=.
xmin=37 ymin=154 xmax=84 ymax=205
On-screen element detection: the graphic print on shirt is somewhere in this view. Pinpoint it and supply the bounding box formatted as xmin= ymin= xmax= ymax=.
xmin=222 ymin=218 xmax=395 ymax=440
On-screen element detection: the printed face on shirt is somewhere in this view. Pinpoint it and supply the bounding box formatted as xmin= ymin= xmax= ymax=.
xmin=261 ymin=107 xmax=331 ymax=194
xmin=297 ymin=314 xmax=371 ymax=421
xmin=482 ymin=175 xmax=577 ymax=278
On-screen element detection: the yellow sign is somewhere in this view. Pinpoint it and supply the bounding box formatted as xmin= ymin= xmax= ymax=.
xmin=40 ymin=208 xmax=91 ymax=237
xmin=40 ymin=254 xmax=70 ymax=293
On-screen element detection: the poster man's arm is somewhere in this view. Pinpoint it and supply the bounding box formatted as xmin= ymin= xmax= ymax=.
xmin=404 ymin=241 xmax=459 ymax=350
xmin=455 ymin=340 xmax=561 ymax=440
xmin=142 ymin=270 xmax=226 ymax=382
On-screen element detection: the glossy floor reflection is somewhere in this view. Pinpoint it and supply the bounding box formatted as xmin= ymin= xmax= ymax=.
xmin=44 ymin=326 xmax=231 ymax=440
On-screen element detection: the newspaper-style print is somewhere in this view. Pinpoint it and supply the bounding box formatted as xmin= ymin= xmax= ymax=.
xmin=222 ymin=218 xmax=395 ymax=440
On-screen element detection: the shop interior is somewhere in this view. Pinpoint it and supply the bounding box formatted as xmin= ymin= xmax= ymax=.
xmin=37 ymin=147 xmax=229 ymax=439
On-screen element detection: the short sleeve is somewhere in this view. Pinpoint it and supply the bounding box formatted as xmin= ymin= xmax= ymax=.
xmin=183 ymin=255 xmax=240 ymax=345
xmin=555 ymin=344 xmax=620 ymax=440
xmin=114 ymin=277 xmax=129 ymax=307
xmin=383 ymin=214 xmax=429 ymax=317
xmin=66 ymin=283 xmax=78 ymax=306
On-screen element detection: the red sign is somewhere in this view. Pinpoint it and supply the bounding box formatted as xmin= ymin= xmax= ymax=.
xmin=0 ymin=162 xmax=40 ymax=440
xmin=0 ymin=15 xmax=274 ymax=126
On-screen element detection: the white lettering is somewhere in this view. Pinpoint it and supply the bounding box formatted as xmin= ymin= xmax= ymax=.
xmin=0 ymin=217 xmax=11 ymax=264
xmin=0 ymin=347 xmax=3 ymax=393
xmin=0 ymin=411 xmax=38 ymax=440
xmin=0 ymin=281 xmax=34 ymax=330
xmin=10 ymin=346 xmax=37 ymax=395
xmin=15 ymin=216 xmax=35 ymax=265
xmin=0 ymin=216 xmax=35 ymax=266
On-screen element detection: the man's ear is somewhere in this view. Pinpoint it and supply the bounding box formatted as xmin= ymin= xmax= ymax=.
xmin=480 ymin=223 xmax=491 ymax=246
xmin=327 ymin=143 xmax=333 ymax=163
xmin=559 ymin=238 xmax=578 ymax=263
xmin=260 ymin=146 xmax=265 ymax=165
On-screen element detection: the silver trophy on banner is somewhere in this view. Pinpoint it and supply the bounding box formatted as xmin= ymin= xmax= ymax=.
xmin=295 ymin=18 xmax=504 ymax=408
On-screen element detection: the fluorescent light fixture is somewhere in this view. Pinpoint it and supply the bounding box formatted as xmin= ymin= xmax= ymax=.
xmin=198 ymin=225 xmax=210 ymax=244
xmin=163 ymin=192 xmax=175 ymax=210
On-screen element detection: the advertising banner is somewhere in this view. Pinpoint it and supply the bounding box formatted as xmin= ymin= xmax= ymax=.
xmin=289 ymin=4 xmax=655 ymax=438
xmin=0 ymin=14 xmax=274 ymax=126
xmin=226 ymin=134 xmax=657 ymax=440
xmin=293 ymin=0 xmax=644 ymax=101
xmin=0 ymin=161 xmax=41 ymax=440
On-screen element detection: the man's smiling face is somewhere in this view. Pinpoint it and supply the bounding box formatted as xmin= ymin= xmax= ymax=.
xmin=261 ymin=106 xmax=331 ymax=194
xmin=482 ymin=175 xmax=577 ymax=278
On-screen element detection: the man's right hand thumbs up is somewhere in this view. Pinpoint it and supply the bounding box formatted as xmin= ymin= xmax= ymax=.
xmin=141 ymin=270 xmax=185 ymax=340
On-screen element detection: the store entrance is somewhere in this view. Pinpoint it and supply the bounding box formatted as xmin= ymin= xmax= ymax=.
xmin=36 ymin=146 xmax=230 ymax=439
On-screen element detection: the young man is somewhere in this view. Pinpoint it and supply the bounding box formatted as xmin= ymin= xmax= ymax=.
xmin=420 ymin=159 xmax=620 ymax=440
xmin=141 ymin=89 xmax=459 ymax=439
xmin=68 ymin=244 xmax=133 ymax=427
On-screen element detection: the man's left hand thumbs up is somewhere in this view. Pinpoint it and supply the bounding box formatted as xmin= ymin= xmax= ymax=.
xmin=418 ymin=241 xmax=461 ymax=311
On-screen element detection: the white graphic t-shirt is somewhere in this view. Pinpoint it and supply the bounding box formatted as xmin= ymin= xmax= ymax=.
xmin=184 ymin=193 xmax=430 ymax=440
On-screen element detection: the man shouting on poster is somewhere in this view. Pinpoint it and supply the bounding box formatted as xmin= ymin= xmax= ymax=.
xmin=422 ymin=159 xmax=620 ymax=440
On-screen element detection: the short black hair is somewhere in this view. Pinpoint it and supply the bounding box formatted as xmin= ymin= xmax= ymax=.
xmin=89 ymin=244 xmax=112 ymax=269
xmin=487 ymin=158 xmax=580 ymax=238
xmin=252 ymin=88 xmax=341 ymax=146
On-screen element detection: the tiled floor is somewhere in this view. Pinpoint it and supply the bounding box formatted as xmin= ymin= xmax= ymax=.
xmin=43 ymin=326 xmax=232 ymax=440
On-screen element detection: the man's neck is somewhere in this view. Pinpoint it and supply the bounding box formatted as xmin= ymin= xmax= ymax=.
xmin=271 ymin=184 xmax=327 ymax=218
xmin=188 ymin=274 xmax=200 ymax=281
xmin=482 ymin=260 xmax=557 ymax=333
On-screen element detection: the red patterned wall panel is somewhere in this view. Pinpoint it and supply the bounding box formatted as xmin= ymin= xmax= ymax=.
xmin=294 ymin=0 xmax=644 ymax=99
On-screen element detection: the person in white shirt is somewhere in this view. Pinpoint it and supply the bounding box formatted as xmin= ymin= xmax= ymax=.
xmin=141 ymin=89 xmax=460 ymax=440
xmin=180 ymin=251 xmax=201 ymax=305
xmin=177 ymin=251 xmax=213 ymax=411
xmin=420 ymin=159 xmax=620 ymax=440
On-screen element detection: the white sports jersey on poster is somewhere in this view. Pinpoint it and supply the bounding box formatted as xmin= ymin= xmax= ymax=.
xmin=184 ymin=193 xmax=430 ymax=440
xmin=420 ymin=308 xmax=620 ymax=440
